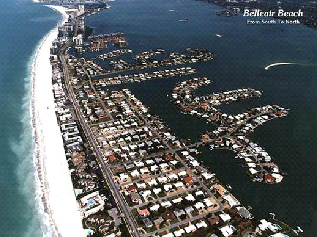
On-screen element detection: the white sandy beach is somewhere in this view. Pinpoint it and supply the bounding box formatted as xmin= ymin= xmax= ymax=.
xmin=32 ymin=5 xmax=86 ymax=237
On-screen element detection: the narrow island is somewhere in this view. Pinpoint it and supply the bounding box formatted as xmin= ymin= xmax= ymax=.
xmin=32 ymin=1 xmax=303 ymax=236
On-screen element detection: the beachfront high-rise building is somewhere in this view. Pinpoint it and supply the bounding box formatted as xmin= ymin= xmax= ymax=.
xmin=73 ymin=34 xmax=83 ymax=46
xmin=78 ymin=5 xmax=85 ymax=16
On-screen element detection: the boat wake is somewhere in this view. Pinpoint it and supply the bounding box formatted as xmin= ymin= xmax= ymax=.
xmin=264 ymin=62 xmax=297 ymax=70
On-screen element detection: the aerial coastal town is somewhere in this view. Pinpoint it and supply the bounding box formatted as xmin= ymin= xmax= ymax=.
xmin=34 ymin=1 xmax=303 ymax=237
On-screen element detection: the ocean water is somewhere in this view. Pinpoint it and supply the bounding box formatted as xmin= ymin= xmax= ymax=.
xmin=0 ymin=0 xmax=61 ymax=236
xmin=86 ymin=0 xmax=317 ymax=235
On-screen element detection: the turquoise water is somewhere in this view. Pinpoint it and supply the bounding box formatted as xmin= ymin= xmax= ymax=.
xmin=0 ymin=0 xmax=61 ymax=236
xmin=87 ymin=0 xmax=317 ymax=235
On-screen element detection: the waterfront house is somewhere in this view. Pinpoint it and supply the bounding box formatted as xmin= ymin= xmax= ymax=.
xmin=220 ymin=225 xmax=235 ymax=237
xmin=223 ymin=195 xmax=240 ymax=207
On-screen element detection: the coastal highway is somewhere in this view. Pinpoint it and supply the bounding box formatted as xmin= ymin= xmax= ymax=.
xmin=58 ymin=42 xmax=141 ymax=237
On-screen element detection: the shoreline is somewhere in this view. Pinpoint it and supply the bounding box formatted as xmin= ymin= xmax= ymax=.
xmin=31 ymin=5 xmax=85 ymax=237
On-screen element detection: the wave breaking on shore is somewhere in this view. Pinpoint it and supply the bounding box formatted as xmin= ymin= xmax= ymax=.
xmin=10 ymin=47 xmax=54 ymax=236
xmin=31 ymin=5 xmax=85 ymax=237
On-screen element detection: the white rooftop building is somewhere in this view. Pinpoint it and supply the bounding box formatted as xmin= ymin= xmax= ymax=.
xmin=153 ymin=188 xmax=162 ymax=195
xmin=194 ymin=202 xmax=205 ymax=210
xmin=196 ymin=220 xmax=207 ymax=228
xmin=161 ymin=201 xmax=172 ymax=208
xmin=174 ymin=229 xmax=185 ymax=237
xmin=220 ymin=213 xmax=231 ymax=222
xmin=223 ymin=195 xmax=240 ymax=207
xmin=220 ymin=225 xmax=235 ymax=237
xmin=185 ymin=224 xmax=197 ymax=233
xmin=172 ymin=197 xmax=183 ymax=204
xmin=150 ymin=204 xmax=160 ymax=211
xmin=131 ymin=170 xmax=140 ymax=177
xmin=162 ymin=233 xmax=174 ymax=237
xmin=185 ymin=194 xmax=195 ymax=202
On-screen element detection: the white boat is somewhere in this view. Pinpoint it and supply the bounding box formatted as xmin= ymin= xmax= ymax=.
xmin=216 ymin=34 xmax=222 ymax=38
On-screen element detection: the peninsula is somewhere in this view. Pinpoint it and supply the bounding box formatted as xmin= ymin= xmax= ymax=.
xmin=32 ymin=1 xmax=302 ymax=237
